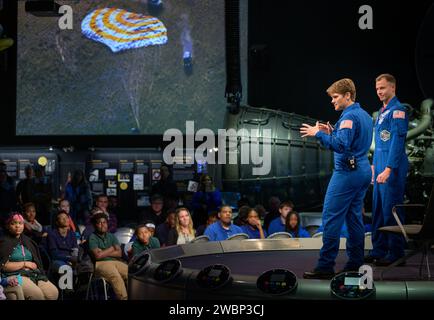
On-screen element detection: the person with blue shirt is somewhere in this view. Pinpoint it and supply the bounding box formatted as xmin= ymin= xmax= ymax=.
xmin=285 ymin=211 xmax=310 ymax=238
xmin=204 ymin=206 xmax=243 ymax=241
xmin=241 ymin=208 xmax=266 ymax=239
xmin=300 ymin=78 xmax=373 ymax=279
xmin=365 ymin=74 xmax=408 ymax=266
xmin=268 ymin=201 xmax=293 ymax=236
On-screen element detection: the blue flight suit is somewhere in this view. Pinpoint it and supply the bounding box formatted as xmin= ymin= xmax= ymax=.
xmin=314 ymin=103 xmax=373 ymax=272
xmin=370 ymin=96 xmax=408 ymax=261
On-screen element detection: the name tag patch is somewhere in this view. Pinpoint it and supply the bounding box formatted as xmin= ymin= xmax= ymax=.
xmin=378 ymin=110 xmax=390 ymax=125
xmin=380 ymin=130 xmax=391 ymax=142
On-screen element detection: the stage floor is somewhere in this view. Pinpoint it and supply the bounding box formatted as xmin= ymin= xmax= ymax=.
xmin=178 ymin=250 xmax=432 ymax=281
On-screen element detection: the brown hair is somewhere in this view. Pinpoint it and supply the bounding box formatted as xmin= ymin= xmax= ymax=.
xmin=376 ymin=73 xmax=396 ymax=85
xmin=326 ymin=78 xmax=356 ymax=101
xmin=279 ymin=201 xmax=294 ymax=210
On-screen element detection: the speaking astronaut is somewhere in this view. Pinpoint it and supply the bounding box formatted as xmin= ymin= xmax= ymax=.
xmin=300 ymin=78 xmax=373 ymax=279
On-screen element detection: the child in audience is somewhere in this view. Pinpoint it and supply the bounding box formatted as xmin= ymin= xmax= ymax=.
xmin=241 ymin=208 xmax=267 ymax=239
xmin=22 ymin=202 xmax=47 ymax=244
xmin=285 ymin=211 xmax=310 ymax=238
xmin=131 ymin=223 xmax=160 ymax=258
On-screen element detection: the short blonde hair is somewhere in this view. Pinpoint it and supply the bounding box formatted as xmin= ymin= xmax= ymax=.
xmin=376 ymin=73 xmax=396 ymax=85
xmin=326 ymin=78 xmax=356 ymax=101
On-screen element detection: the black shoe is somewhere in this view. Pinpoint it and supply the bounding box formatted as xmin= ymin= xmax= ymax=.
xmin=303 ymin=269 xmax=335 ymax=280
xmin=374 ymin=258 xmax=406 ymax=267
xmin=364 ymin=255 xmax=380 ymax=263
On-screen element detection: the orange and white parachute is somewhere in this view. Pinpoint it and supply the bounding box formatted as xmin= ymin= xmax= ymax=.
xmin=81 ymin=8 xmax=168 ymax=53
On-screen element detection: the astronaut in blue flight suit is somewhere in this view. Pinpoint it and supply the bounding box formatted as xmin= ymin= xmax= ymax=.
xmin=365 ymin=74 xmax=408 ymax=266
xmin=300 ymin=79 xmax=373 ymax=279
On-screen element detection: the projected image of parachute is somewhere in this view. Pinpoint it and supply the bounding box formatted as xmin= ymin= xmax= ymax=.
xmin=81 ymin=8 xmax=168 ymax=53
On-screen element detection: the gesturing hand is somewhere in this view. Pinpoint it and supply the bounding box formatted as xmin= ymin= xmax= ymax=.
xmin=318 ymin=121 xmax=334 ymax=135
xmin=300 ymin=122 xmax=320 ymax=138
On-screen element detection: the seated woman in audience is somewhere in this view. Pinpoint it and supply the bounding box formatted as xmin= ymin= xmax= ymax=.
xmin=0 ymin=213 xmax=58 ymax=300
xmin=241 ymin=208 xmax=267 ymax=239
xmin=47 ymin=211 xmax=79 ymax=273
xmin=22 ymin=202 xmax=47 ymax=245
xmin=285 ymin=211 xmax=310 ymax=238
xmin=167 ymin=208 xmax=196 ymax=246
xmin=131 ymin=223 xmax=160 ymax=258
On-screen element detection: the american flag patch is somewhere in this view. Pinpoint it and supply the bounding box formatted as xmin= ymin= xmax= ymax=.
xmin=393 ymin=110 xmax=406 ymax=119
xmin=339 ymin=120 xmax=353 ymax=129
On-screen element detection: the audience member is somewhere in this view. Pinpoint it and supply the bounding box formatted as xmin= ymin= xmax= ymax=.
xmin=131 ymin=224 xmax=160 ymax=258
xmin=241 ymin=208 xmax=267 ymax=239
xmin=233 ymin=205 xmax=250 ymax=226
xmin=88 ymin=213 xmax=128 ymax=300
xmin=0 ymin=162 xmax=17 ymax=226
xmin=155 ymin=209 xmax=176 ymax=246
xmin=0 ymin=213 xmax=58 ymax=300
xmin=138 ymin=194 xmax=166 ymax=226
xmin=167 ymin=208 xmax=196 ymax=246
xmin=22 ymin=202 xmax=47 ymax=245
xmin=151 ymin=165 xmax=178 ymax=206
xmin=47 ymin=211 xmax=79 ymax=274
xmin=192 ymin=174 xmax=222 ymax=226
xmin=195 ymin=211 xmax=218 ymax=236
xmin=95 ymin=194 xmax=117 ymax=233
xmin=268 ymin=201 xmax=294 ymax=235
xmin=57 ymin=199 xmax=77 ymax=233
xmin=16 ymin=165 xmax=35 ymax=207
xmin=263 ymin=196 xmax=282 ymax=231
xmin=285 ymin=211 xmax=310 ymax=238
xmin=32 ymin=166 xmax=52 ymax=226
xmin=204 ymin=206 xmax=243 ymax=241
xmin=64 ymin=170 xmax=92 ymax=224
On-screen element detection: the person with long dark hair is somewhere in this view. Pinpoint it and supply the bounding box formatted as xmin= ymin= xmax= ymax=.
xmin=285 ymin=211 xmax=310 ymax=238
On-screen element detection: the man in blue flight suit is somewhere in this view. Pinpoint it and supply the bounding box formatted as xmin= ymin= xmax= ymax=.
xmin=300 ymin=78 xmax=373 ymax=279
xmin=365 ymin=74 xmax=408 ymax=266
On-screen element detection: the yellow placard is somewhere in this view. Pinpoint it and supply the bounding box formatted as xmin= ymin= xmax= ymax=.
xmin=120 ymin=182 xmax=128 ymax=190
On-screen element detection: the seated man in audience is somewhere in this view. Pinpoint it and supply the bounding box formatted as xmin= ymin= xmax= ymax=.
xmin=285 ymin=211 xmax=310 ymax=238
xmin=47 ymin=211 xmax=79 ymax=274
xmin=195 ymin=211 xmax=218 ymax=236
xmin=155 ymin=209 xmax=176 ymax=246
xmin=241 ymin=208 xmax=267 ymax=239
xmin=94 ymin=194 xmax=117 ymax=233
xmin=88 ymin=213 xmax=128 ymax=300
xmin=131 ymin=223 xmax=160 ymax=258
xmin=204 ymin=206 xmax=243 ymax=241
xmin=138 ymin=194 xmax=166 ymax=226
xmin=22 ymin=202 xmax=47 ymax=245
xmin=268 ymin=201 xmax=294 ymax=236
xmin=81 ymin=208 xmax=104 ymax=242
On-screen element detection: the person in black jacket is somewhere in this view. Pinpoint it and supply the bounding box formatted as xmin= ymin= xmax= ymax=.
xmin=0 ymin=213 xmax=58 ymax=300
xmin=167 ymin=208 xmax=196 ymax=246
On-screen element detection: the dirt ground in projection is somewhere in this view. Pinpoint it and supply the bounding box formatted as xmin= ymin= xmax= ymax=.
xmin=16 ymin=0 xmax=226 ymax=135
